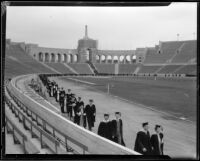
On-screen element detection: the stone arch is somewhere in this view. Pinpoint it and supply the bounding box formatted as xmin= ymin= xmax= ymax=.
xmin=63 ymin=54 xmax=67 ymax=63
xmin=57 ymin=53 xmax=61 ymax=62
xmin=119 ymin=55 xmax=125 ymax=63
xmin=132 ymin=55 xmax=136 ymax=63
xmin=96 ymin=55 xmax=100 ymax=63
xmin=45 ymin=53 xmax=50 ymax=62
xmin=125 ymin=55 xmax=131 ymax=63
xmin=38 ymin=52 xmax=43 ymax=62
xmin=67 ymin=54 xmax=71 ymax=63
xmin=51 ymin=53 xmax=55 ymax=62
xmin=113 ymin=55 xmax=119 ymax=63
xmin=73 ymin=54 xmax=78 ymax=63
xmin=101 ymin=55 xmax=106 ymax=63
xmin=106 ymin=55 xmax=112 ymax=63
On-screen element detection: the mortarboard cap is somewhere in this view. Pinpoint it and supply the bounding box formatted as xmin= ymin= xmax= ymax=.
xmin=104 ymin=114 xmax=109 ymax=117
xmin=89 ymin=99 xmax=93 ymax=102
xmin=142 ymin=122 xmax=148 ymax=127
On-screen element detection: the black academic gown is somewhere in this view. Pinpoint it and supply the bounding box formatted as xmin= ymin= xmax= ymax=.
xmin=74 ymin=101 xmax=84 ymax=125
xmin=85 ymin=104 xmax=96 ymax=130
xmin=134 ymin=130 xmax=152 ymax=155
xmin=150 ymin=133 xmax=163 ymax=155
xmin=111 ymin=119 xmax=125 ymax=146
xmin=98 ymin=120 xmax=112 ymax=140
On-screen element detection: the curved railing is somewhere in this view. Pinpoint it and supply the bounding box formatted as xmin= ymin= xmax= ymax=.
xmin=7 ymin=74 xmax=140 ymax=155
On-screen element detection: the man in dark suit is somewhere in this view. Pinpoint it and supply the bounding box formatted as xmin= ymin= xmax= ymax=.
xmin=111 ymin=112 xmax=125 ymax=146
xmin=134 ymin=122 xmax=152 ymax=155
xmin=85 ymin=99 xmax=96 ymax=131
xmin=74 ymin=97 xmax=84 ymax=125
xmin=150 ymin=125 xmax=164 ymax=155
xmin=59 ymin=87 xmax=65 ymax=106
xmin=66 ymin=89 xmax=73 ymax=117
xmin=98 ymin=114 xmax=112 ymax=140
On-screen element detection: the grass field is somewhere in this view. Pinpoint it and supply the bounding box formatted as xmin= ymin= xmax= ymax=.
xmin=62 ymin=76 xmax=197 ymax=122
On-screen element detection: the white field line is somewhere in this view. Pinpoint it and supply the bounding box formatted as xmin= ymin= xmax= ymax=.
xmin=11 ymin=75 xmax=140 ymax=155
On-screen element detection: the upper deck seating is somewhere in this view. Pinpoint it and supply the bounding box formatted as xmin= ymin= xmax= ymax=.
xmin=171 ymin=41 xmax=197 ymax=63
xmin=144 ymin=41 xmax=184 ymax=64
xmin=6 ymin=44 xmax=55 ymax=74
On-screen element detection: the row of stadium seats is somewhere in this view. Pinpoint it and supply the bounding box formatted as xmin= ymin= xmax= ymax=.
xmin=138 ymin=64 xmax=196 ymax=75
xmin=144 ymin=40 xmax=196 ymax=64
xmin=5 ymin=44 xmax=56 ymax=78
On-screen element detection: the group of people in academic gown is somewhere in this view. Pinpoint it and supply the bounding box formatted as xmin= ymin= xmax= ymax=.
xmin=98 ymin=112 xmax=125 ymax=146
xmin=134 ymin=122 xmax=164 ymax=155
xmin=44 ymin=79 xmax=97 ymax=131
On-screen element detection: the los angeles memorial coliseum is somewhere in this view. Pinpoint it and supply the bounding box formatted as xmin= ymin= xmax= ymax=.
xmin=4 ymin=25 xmax=197 ymax=158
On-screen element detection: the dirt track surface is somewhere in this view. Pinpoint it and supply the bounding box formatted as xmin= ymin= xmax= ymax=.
xmin=48 ymin=76 xmax=196 ymax=158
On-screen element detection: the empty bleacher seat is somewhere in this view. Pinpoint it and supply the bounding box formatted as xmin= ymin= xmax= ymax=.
xmin=171 ymin=41 xmax=197 ymax=63
xmin=138 ymin=65 xmax=162 ymax=74
xmin=45 ymin=63 xmax=75 ymax=74
xmin=118 ymin=64 xmax=138 ymax=74
xmin=157 ymin=65 xmax=182 ymax=74
xmin=68 ymin=63 xmax=93 ymax=74
xmin=94 ymin=63 xmax=115 ymax=74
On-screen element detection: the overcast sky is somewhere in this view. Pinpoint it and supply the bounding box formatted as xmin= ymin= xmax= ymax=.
xmin=6 ymin=2 xmax=197 ymax=50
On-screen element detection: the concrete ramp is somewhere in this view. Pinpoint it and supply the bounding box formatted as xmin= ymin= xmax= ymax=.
xmin=9 ymin=74 xmax=140 ymax=155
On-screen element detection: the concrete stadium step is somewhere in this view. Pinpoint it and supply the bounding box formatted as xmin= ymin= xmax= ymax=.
xmin=5 ymin=86 xmax=73 ymax=154
xmin=134 ymin=66 xmax=140 ymax=74
xmin=5 ymin=128 xmax=24 ymax=154
xmin=63 ymin=63 xmax=78 ymax=74
xmin=5 ymin=104 xmax=53 ymax=154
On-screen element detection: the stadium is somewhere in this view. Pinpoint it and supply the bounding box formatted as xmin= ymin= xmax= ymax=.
xmin=3 ymin=3 xmax=197 ymax=159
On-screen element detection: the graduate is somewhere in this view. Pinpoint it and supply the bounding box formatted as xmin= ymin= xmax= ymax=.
xmin=53 ymin=84 xmax=56 ymax=98
xmin=111 ymin=112 xmax=125 ymax=146
xmin=74 ymin=97 xmax=84 ymax=125
xmin=150 ymin=125 xmax=164 ymax=155
xmin=66 ymin=89 xmax=73 ymax=116
xmin=63 ymin=94 xmax=68 ymax=113
xmin=98 ymin=114 xmax=112 ymax=140
xmin=56 ymin=87 xmax=60 ymax=102
xmin=85 ymin=99 xmax=96 ymax=131
xmin=134 ymin=122 xmax=152 ymax=155
xmin=69 ymin=94 xmax=77 ymax=121
xmin=59 ymin=87 xmax=65 ymax=106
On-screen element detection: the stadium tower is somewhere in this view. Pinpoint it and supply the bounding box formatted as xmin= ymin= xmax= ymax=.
xmin=77 ymin=25 xmax=98 ymax=63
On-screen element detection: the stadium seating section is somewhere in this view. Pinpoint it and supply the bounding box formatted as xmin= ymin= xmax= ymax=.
xmin=45 ymin=63 xmax=75 ymax=74
xmin=174 ymin=64 xmax=196 ymax=75
xmin=157 ymin=65 xmax=182 ymax=74
xmin=118 ymin=64 xmax=138 ymax=74
xmin=94 ymin=64 xmax=115 ymax=74
xmin=171 ymin=41 xmax=197 ymax=63
xmin=68 ymin=63 xmax=93 ymax=74
xmin=5 ymin=40 xmax=197 ymax=76
xmin=138 ymin=65 xmax=162 ymax=74
xmin=144 ymin=41 xmax=183 ymax=64
xmin=5 ymin=44 xmax=55 ymax=78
